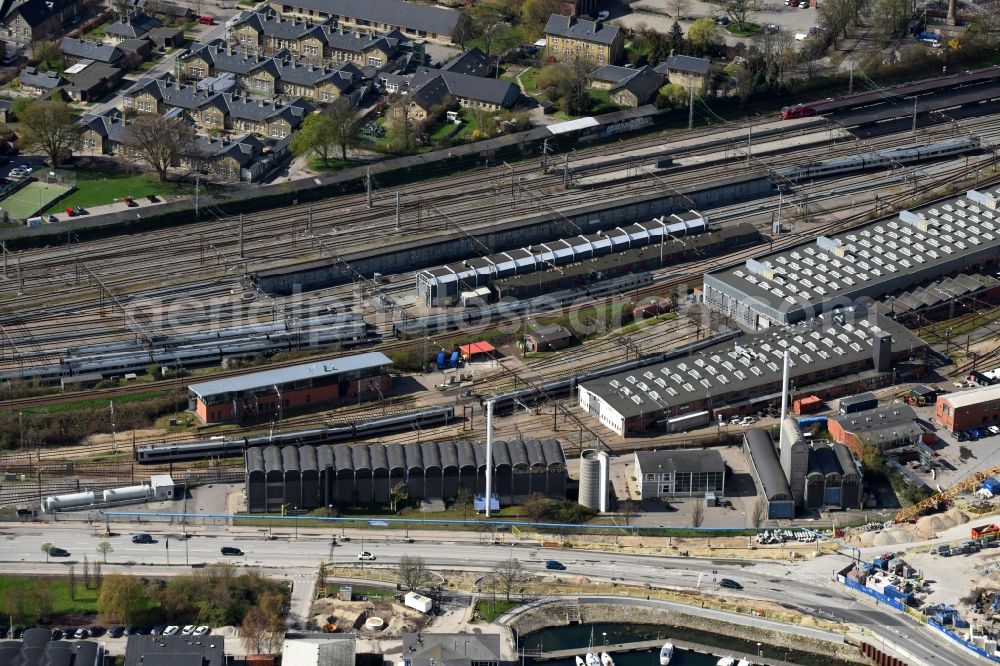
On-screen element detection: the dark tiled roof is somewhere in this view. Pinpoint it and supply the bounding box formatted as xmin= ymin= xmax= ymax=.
xmin=124 ymin=635 xmax=225 ymax=666
xmin=189 ymin=133 xmax=265 ymax=167
xmin=608 ymin=65 xmax=663 ymax=104
xmin=412 ymin=66 xmax=518 ymax=106
xmin=0 ymin=628 xmax=103 ymax=666
xmin=276 ymin=59 xmax=355 ymax=87
xmin=544 ymin=14 xmax=620 ymax=45
xmin=7 ymin=0 xmax=78 ymax=27
xmin=634 ymin=448 xmax=725 ymax=475
xmin=280 ymin=0 xmax=460 ymax=36
xmin=440 ymin=47 xmax=491 ymax=76
xmin=106 ymin=12 xmax=161 ymax=38
xmin=223 ymin=94 xmax=310 ymax=123
xmin=19 ymin=67 xmax=67 ymax=89
xmin=60 ymin=37 xmax=124 ymax=63
xmin=69 ymin=64 xmax=122 ymax=91
xmin=656 ymin=54 xmax=711 ymax=75
xmin=236 ymin=11 xmax=324 ymax=40
xmin=123 ymin=78 xmax=220 ymax=109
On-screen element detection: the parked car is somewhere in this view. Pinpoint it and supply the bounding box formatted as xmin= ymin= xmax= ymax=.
xmin=107 ymin=626 xmax=125 ymax=638
xmin=50 ymin=629 xmax=64 ymax=640
xmin=988 ymin=425 xmax=1000 ymax=436
xmin=65 ymin=207 xmax=76 ymax=217
xmin=970 ymin=429 xmax=984 ymax=440
xmin=181 ymin=625 xmax=196 ymax=636
xmin=48 ymin=547 xmax=70 ymax=557
xmin=719 ymin=578 xmax=743 ymax=590
xmin=741 ymin=416 xmax=758 ymax=425
xmin=132 ymin=533 xmax=154 ymax=544
xmin=545 ymin=560 xmax=566 ymax=570
xmin=61 ymin=627 xmax=74 ymax=638
xmin=74 ymin=628 xmax=90 ymax=639
xmin=73 ymin=206 xmax=87 ymax=215
xmin=955 ymin=431 xmax=969 ymax=442
xmin=358 ymin=551 xmax=376 ymax=561
xmin=221 ymin=546 xmax=243 ymax=556
xmin=193 ymin=626 xmax=210 ymax=637
xmin=163 ymin=626 xmax=180 ymax=636
xmin=0 ymin=627 xmax=7 ymax=638
xmin=43 ymin=214 xmax=57 ymax=223
xmin=124 ymin=197 xmax=138 ymax=207
xmin=12 ymin=627 xmax=25 ymax=639
xmin=150 ymin=625 xmax=167 ymax=636
xmin=88 ymin=626 xmax=105 ymax=637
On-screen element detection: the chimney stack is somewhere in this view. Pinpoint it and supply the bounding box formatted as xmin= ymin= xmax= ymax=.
xmin=779 ymin=349 xmax=790 ymax=424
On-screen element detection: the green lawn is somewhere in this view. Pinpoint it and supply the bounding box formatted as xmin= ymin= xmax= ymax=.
xmin=84 ymin=19 xmax=113 ymax=39
xmin=474 ymin=598 xmax=517 ymax=622
xmin=21 ymin=390 xmax=172 ymax=415
xmin=0 ymin=576 xmax=99 ymax=617
xmin=308 ymin=156 xmax=357 ymax=171
xmin=43 ymin=171 xmax=198 ymax=214
xmin=0 ymin=181 xmax=72 ymax=220
xmin=726 ymin=22 xmax=761 ymax=36
xmin=519 ymin=67 xmax=539 ymax=93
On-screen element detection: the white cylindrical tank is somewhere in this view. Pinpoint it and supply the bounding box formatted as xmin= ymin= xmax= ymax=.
xmin=579 ymin=449 xmax=609 ymax=513
xmin=102 ymin=485 xmax=150 ymax=503
xmin=43 ymin=491 xmax=96 ymax=512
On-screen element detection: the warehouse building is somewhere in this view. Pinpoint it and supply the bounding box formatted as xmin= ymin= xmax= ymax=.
xmin=578 ymin=311 xmax=925 ymax=437
xmin=189 ymin=352 xmax=391 ymax=424
xmin=743 ymin=429 xmax=794 ymax=519
xmin=827 ymin=404 xmax=925 ymax=453
xmin=245 ymin=438 xmax=567 ymax=511
xmin=935 ymin=385 xmax=1000 ymax=432
xmin=633 ymin=449 xmax=725 ymax=499
xmin=704 ymin=186 xmax=1000 ymax=330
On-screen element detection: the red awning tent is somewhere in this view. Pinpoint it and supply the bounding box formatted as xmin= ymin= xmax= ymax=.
xmin=459 ymin=341 xmax=496 ymax=360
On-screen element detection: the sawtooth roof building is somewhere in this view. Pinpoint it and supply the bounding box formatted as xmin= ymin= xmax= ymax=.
xmin=578 ymin=311 xmax=925 ymax=437
xmin=704 ymin=186 xmax=1000 ymax=330
xmin=245 ymin=438 xmax=567 ymax=511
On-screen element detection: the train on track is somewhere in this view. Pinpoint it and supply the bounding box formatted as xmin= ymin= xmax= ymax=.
xmin=134 ymin=405 xmax=455 ymax=463
xmin=481 ymin=331 xmax=742 ymax=413
xmin=773 ymin=137 xmax=982 ymax=183
xmin=3 ymin=314 xmax=371 ymax=383
xmin=393 ymin=273 xmax=653 ymax=339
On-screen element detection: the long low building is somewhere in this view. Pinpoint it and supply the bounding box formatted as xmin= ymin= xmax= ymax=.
xmin=578 ymin=311 xmax=925 ymax=437
xmin=935 ymin=384 xmax=1000 ymax=432
xmin=245 ymin=438 xmax=567 ymax=511
xmin=827 ymin=403 xmax=925 ymax=452
xmin=704 ymin=186 xmax=1000 ymax=329
xmin=634 ymin=449 xmax=725 ymax=499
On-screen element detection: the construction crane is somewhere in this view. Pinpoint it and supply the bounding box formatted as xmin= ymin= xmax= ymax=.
xmin=894 ymin=463 xmax=1000 ymax=522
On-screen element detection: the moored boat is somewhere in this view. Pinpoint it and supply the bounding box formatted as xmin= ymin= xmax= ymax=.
xmin=716 ymin=658 xmax=736 ymax=666
xmin=601 ymin=652 xmax=614 ymax=666
xmin=659 ymin=642 xmax=674 ymax=666
xmin=586 ymin=653 xmax=601 ymax=666
xmin=575 ymin=656 xmax=586 ymax=666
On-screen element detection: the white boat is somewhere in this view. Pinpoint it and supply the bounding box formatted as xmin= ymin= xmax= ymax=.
xmin=601 ymin=652 xmax=614 ymax=666
xmin=575 ymin=657 xmax=586 ymax=666
xmin=736 ymin=660 xmax=753 ymax=666
xmin=716 ymin=658 xmax=736 ymax=666
xmin=659 ymin=642 xmax=674 ymax=666
xmin=586 ymin=653 xmax=601 ymax=666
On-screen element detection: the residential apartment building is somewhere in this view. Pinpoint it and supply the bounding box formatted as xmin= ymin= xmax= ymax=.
xmin=267 ymin=0 xmax=459 ymax=44
xmin=61 ymin=38 xmax=126 ymax=67
xmin=230 ymin=11 xmax=403 ymax=68
xmin=588 ymin=64 xmax=663 ymax=107
xmin=19 ymin=67 xmax=66 ymax=96
xmin=543 ymin=14 xmax=623 ymax=65
xmin=388 ymin=66 xmax=518 ymax=123
xmin=2 ymin=0 xmax=82 ymax=45
xmin=654 ymin=55 xmax=711 ymax=92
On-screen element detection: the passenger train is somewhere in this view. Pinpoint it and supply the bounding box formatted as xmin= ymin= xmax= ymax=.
xmin=134 ymin=405 xmax=455 ymax=463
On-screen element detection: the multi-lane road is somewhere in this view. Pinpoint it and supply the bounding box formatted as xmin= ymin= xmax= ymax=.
xmin=0 ymin=523 xmax=977 ymax=665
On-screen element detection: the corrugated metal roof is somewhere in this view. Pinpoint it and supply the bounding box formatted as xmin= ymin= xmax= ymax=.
xmin=941 ymin=384 xmax=1000 ymax=409
xmin=744 ymin=430 xmax=792 ymax=501
xmin=188 ymin=352 xmax=391 ymax=398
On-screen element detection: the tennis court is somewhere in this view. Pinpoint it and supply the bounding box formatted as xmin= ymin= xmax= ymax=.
xmin=0 ymin=181 xmax=74 ymax=221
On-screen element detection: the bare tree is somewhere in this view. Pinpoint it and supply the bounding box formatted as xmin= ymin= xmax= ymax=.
xmin=691 ymin=501 xmax=705 ymax=528
xmin=492 ymin=557 xmax=524 ymax=602
xmin=239 ymin=607 xmax=273 ymax=654
xmin=83 ymin=555 xmax=91 ymax=589
xmin=18 ymin=100 xmax=81 ymax=166
xmin=68 ymin=566 xmax=76 ymax=601
xmin=41 ymin=542 xmax=52 ymax=563
xmin=93 ymin=561 xmax=103 ymax=588
xmin=97 ymin=541 xmax=113 ymax=563
xmin=619 ymin=498 xmax=639 ymax=527
xmin=397 ymin=555 xmax=432 ymax=594
xmin=710 ymin=0 xmax=759 ymax=30
xmin=125 ymin=114 xmax=195 ymax=182
xmin=671 ymin=0 xmax=689 ymax=18
xmin=751 ymin=498 xmax=766 ymax=528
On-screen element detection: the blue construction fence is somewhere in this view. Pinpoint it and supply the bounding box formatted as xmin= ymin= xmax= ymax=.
xmin=928 ymin=621 xmax=1000 ymax=664
xmin=840 ymin=576 xmax=905 ymax=611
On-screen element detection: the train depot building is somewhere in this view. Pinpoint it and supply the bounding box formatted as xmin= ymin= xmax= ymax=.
xmin=578 ymin=311 xmax=925 ymax=437
xmin=935 ymin=384 xmax=1000 ymax=433
xmin=633 ymin=449 xmax=726 ymax=500
xmin=188 ymin=352 xmax=392 ymax=424
xmin=245 ymin=438 xmax=567 ymax=511
xmin=703 ymin=186 xmax=1000 ymax=330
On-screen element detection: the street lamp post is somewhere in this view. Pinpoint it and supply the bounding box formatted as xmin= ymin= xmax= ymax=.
xmin=294 ymin=506 xmax=299 ymax=540
xmin=602 ymin=632 xmax=607 ymax=646
xmin=757 ymin=642 xmax=762 ymax=657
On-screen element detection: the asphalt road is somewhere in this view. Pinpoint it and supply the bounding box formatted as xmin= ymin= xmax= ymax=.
xmin=0 ymin=524 xmax=974 ymax=665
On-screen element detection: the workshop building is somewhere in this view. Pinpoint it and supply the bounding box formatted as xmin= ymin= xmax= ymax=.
xmin=704 ymin=186 xmax=1000 ymax=330
xmin=0 ymin=629 xmax=103 ymax=666
xmin=125 ymin=636 xmax=225 ymax=666
xmin=743 ymin=429 xmax=794 ymax=520
xmin=827 ymin=404 xmax=925 ymax=453
xmin=578 ymin=311 xmax=925 ymax=437
xmin=188 ymin=352 xmax=392 ymax=424
xmin=245 ymin=438 xmax=567 ymax=511
xmin=633 ymin=449 xmax=725 ymax=499
xmin=935 ymin=384 xmax=1000 ymax=432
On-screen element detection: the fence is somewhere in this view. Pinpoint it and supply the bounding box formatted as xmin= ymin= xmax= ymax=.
xmin=928 ymin=621 xmax=1000 ymax=664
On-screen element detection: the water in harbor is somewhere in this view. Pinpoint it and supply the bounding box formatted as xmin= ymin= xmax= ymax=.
xmin=520 ymin=623 xmax=858 ymax=666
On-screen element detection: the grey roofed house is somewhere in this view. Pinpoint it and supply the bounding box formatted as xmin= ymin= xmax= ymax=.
xmin=80 ymin=108 xmax=128 ymax=142
xmin=830 ymin=404 xmax=924 ymax=448
xmin=411 ymin=66 xmax=519 ymax=107
xmin=590 ymin=64 xmax=663 ymax=105
xmin=655 ymin=54 xmax=711 ymax=76
xmin=188 ymin=352 xmax=391 ymax=398
xmin=18 ymin=67 xmax=67 ymax=90
xmin=440 ymin=46 xmax=492 ymax=76
xmin=123 ymin=78 xmax=221 ymax=110
xmin=278 ymin=0 xmax=461 ymax=37
xmin=67 ymin=64 xmax=123 ymax=101
xmin=223 ymin=94 xmax=311 ymax=124
xmin=544 ymin=14 xmax=621 ymax=45
xmin=634 ymin=448 xmax=725 ymax=474
xmin=401 ymin=632 xmax=502 ymax=666
xmin=116 ymin=37 xmax=153 ymax=56
xmin=124 ymin=635 xmax=225 ymax=666
xmin=106 ymin=12 xmax=161 ymax=39
xmin=60 ymin=37 xmax=125 ymax=64
xmin=0 ymin=628 xmax=103 ymax=666
xmin=147 ymin=25 xmax=185 ymax=48
xmin=4 ymin=0 xmax=78 ymax=28
xmin=188 ymin=133 xmax=266 ymax=167
xmin=204 ymin=48 xmax=282 ymax=76
xmin=320 ymin=25 xmax=403 ymax=54
xmin=744 ymin=429 xmax=793 ymax=501
xmin=275 ymin=59 xmax=357 ymax=88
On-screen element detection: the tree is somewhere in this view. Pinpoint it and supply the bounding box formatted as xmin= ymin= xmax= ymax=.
xmin=325 ymin=98 xmax=362 ymax=161
xmin=240 ymin=606 xmax=278 ymax=654
xmin=668 ymin=21 xmax=685 ymax=53
xmin=0 ymin=578 xmax=52 ymax=623
xmin=671 ymin=0 xmax=689 ymax=18
xmin=97 ymin=540 xmax=113 ymax=563
xmin=861 ymin=444 xmax=886 ymax=474
xmin=32 ymin=39 xmax=62 ymax=70
xmin=125 ymin=114 xmax=195 ymax=183
xmin=637 ymin=26 xmax=672 ymax=64
xmin=452 ymin=12 xmax=476 ymax=49
xmin=685 ymin=18 xmax=722 ymax=56
xmin=655 ymin=82 xmax=689 ymax=109
xmin=492 ymin=557 xmax=524 ymax=601
xmin=83 ymin=555 xmax=91 ymax=589
xmin=536 ymin=58 xmax=593 ymax=116
xmin=68 ymin=566 xmax=76 ymax=601
xmin=711 ymin=0 xmax=759 ymax=30
xmin=41 ymin=542 xmax=52 ymax=563
xmin=519 ymin=493 xmax=551 ymax=522
xmin=521 ymin=0 xmax=562 ymax=32
xmin=11 ymin=96 xmax=31 ymax=121
xmin=291 ymin=112 xmax=337 ymax=166
xmin=397 ymin=555 xmax=432 ymax=594
xmin=751 ymin=498 xmax=766 ymax=528
xmin=619 ymin=498 xmax=639 ymax=527
xmin=468 ymin=5 xmax=513 ymax=55
xmin=98 ymin=575 xmax=146 ymax=623
xmin=871 ymin=0 xmax=909 ymax=43
xmin=18 ymin=100 xmax=81 ymax=166
xmin=691 ymin=501 xmax=704 ymax=528
xmin=94 ymin=560 xmax=103 ymax=589
xmin=455 ymin=485 xmax=474 ymax=521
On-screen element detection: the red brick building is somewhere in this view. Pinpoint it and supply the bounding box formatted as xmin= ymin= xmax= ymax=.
xmin=935 ymin=385 xmax=1000 ymax=433
xmin=188 ymin=352 xmax=391 ymax=424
